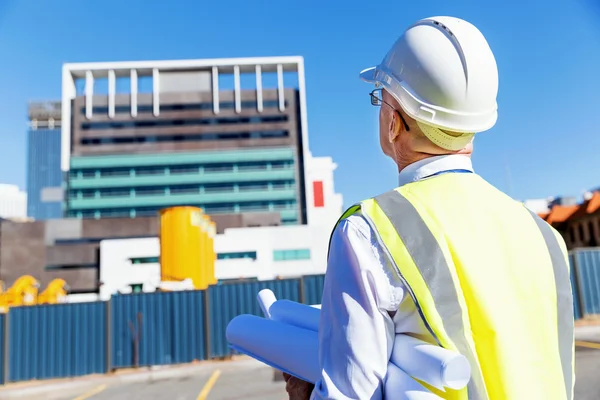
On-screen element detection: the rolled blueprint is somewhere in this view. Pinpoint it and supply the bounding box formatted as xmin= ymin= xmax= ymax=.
xmin=269 ymin=299 xmax=321 ymax=332
xmin=226 ymin=314 xmax=320 ymax=384
xmin=385 ymin=362 xmax=443 ymax=400
xmin=262 ymin=299 xmax=471 ymax=391
xmin=227 ymin=313 xmax=442 ymax=398
xmin=257 ymin=289 xmax=277 ymax=319
xmin=391 ymin=335 xmax=471 ymax=391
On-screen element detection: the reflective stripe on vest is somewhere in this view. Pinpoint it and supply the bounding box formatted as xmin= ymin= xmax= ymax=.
xmin=373 ymin=190 xmax=488 ymax=399
xmin=334 ymin=187 xmax=574 ymax=399
xmin=527 ymin=209 xmax=574 ymax=400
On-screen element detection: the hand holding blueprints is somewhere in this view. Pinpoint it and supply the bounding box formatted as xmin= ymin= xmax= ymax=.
xmin=226 ymin=289 xmax=472 ymax=399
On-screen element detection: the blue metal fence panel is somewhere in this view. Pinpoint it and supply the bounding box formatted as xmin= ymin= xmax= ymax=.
xmin=574 ymin=249 xmax=600 ymax=315
xmin=0 ymin=314 xmax=5 ymax=385
xmin=8 ymin=302 xmax=107 ymax=383
xmin=302 ymin=275 xmax=325 ymax=305
xmin=110 ymin=290 xmax=206 ymax=369
xmin=209 ymin=279 xmax=301 ymax=358
xmin=569 ymin=253 xmax=582 ymax=320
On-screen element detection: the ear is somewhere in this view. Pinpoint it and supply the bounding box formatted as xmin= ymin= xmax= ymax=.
xmin=388 ymin=110 xmax=403 ymax=143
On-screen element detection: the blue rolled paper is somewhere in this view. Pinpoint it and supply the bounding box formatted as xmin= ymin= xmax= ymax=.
xmin=269 ymin=299 xmax=320 ymax=332
xmin=226 ymin=314 xmax=320 ymax=383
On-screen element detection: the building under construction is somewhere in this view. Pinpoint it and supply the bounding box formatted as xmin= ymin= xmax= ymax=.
xmin=61 ymin=57 xmax=311 ymax=226
xmin=3 ymin=56 xmax=343 ymax=298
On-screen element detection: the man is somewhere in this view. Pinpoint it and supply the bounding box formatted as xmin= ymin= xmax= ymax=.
xmin=285 ymin=16 xmax=575 ymax=400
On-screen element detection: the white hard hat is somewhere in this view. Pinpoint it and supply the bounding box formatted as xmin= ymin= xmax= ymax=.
xmin=361 ymin=16 xmax=499 ymax=149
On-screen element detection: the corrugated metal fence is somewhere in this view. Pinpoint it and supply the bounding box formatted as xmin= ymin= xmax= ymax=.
xmin=302 ymin=275 xmax=326 ymax=305
xmin=571 ymin=248 xmax=600 ymax=318
xmin=6 ymin=302 xmax=106 ymax=383
xmin=0 ymin=314 xmax=4 ymax=385
xmin=569 ymin=253 xmax=583 ymax=320
xmin=110 ymin=290 xmax=206 ymax=369
xmin=209 ymin=279 xmax=301 ymax=358
xmin=0 ymin=249 xmax=599 ymax=385
xmin=0 ymin=274 xmax=324 ymax=384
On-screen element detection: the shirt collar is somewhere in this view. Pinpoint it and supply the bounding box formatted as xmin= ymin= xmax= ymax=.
xmin=398 ymin=154 xmax=474 ymax=187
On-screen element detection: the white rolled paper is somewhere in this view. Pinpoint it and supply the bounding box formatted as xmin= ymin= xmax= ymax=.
xmin=257 ymin=289 xmax=277 ymax=319
xmin=385 ymin=362 xmax=443 ymax=399
xmin=390 ymin=335 xmax=471 ymax=391
xmin=227 ymin=313 xmax=442 ymax=397
xmin=226 ymin=314 xmax=320 ymax=384
xmin=269 ymin=299 xmax=321 ymax=332
xmin=226 ymin=313 xmax=463 ymax=397
xmin=258 ymin=299 xmax=471 ymax=391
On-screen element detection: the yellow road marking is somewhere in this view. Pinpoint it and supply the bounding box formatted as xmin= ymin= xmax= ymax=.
xmin=197 ymin=369 xmax=222 ymax=400
xmin=575 ymin=340 xmax=600 ymax=350
xmin=72 ymin=384 xmax=107 ymax=400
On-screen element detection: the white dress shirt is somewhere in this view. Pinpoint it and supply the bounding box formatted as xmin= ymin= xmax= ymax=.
xmin=310 ymin=155 xmax=474 ymax=400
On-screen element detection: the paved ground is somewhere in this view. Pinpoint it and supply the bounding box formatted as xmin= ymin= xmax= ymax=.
xmin=574 ymin=325 xmax=600 ymax=399
xmin=2 ymin=346 xmax=600 ymax=399
xmin=64 ymin=363 xmax=286 ymax=400
xmin=0 ymin=359 xmax=287 ymax=400
xmin=575 ymin=346 xmax=600 ymax=399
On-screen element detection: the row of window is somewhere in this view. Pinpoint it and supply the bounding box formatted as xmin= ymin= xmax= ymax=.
xmin=568 ymin=220 xmax=599 ymax=247
xmin=70 ymin=160 xmax=294 ymax=179
xmin=218 ymin=251 xmax=257 ymax=260
xmin=129 ymin=248 xmax=310 ymax=264
xmin=46 ymin=263 xmax=97 ymax=271
xmin=66 ymin=201 xmax=298 ymax=220
xmin=68 ymin=180 xmax=296 ymax=199
xmin=79 ymin=130 xmax=289 ymax=146
xmin=273 ymin=249 xmax=311 ymax=261
xmin=54 ymin=235 xmax=154 ymax=245
xmin=79 ymin=100 xmax=286 ymax=116
xmin=80 ymin=115 xmax=288 ymax=131
xmin=131 ymin=257 xmax=159 ymax=264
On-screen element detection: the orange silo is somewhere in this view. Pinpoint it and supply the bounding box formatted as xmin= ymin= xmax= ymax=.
xmin=159 ymin=206 xmax=205 ymax=289
xmin=200 ymin=214 xmax=212 ymax=288
xmin=207 ymin=221 xmax=217 ymax=285
xmin=196 ymin=214 xmax=206 ymax=290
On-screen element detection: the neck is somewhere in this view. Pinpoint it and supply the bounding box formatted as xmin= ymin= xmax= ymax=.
xmin=397 ymin=149 xmax=473 ymax=173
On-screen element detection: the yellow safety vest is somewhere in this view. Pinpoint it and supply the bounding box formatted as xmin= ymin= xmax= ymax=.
xmin=330 ymin=172 xmax=574 ymax=400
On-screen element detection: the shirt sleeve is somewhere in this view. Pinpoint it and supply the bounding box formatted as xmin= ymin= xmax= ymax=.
xmin=310 ymin=216 xmax=397 ymax=400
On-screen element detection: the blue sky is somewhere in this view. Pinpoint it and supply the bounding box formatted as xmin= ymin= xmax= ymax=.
xmin=0 ymin=0 xmax=599 ymax=207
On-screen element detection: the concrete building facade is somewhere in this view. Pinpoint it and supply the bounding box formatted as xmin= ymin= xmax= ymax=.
xmin=0 ymin=57 xmax=342 ymax=297
xmin=62 ymin=57 xmax=312 ymax=226
xmin=0 ymin=56 xmax=344 ymax=298
xmin=540 ymin=190 xmax=600 ymax=249
xmin=0 ymin=153 xmax=342 ymax=295
xmin=97 ymin=153 xmax=342 ymax=299
xmin=0 ymin=209 xmax=283 ymax=293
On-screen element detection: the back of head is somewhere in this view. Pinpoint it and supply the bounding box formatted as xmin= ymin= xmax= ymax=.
xmin=361 ymin=16 xmax=499 ymax=151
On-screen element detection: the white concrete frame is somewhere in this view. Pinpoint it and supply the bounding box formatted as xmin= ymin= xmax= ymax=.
xmin=61 ymin=55 xmax=312 ymax=221
xmin=28 ymin=118 xmax=62 ymax=130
